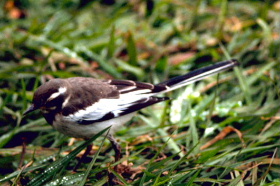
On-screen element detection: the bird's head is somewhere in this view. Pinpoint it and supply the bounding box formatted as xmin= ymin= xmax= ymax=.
xmin=24 ymin=79 xmax=69 ymax=115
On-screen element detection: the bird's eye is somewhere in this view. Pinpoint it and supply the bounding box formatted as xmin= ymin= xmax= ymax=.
xmin=45 ymin=95 xmax=64 ymax=108
xmin=45 ymin=99 xmax=57 ymax=107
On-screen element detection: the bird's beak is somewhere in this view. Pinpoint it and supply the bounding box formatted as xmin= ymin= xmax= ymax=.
xmin=23 ymin=104 xmax=37 ymax=115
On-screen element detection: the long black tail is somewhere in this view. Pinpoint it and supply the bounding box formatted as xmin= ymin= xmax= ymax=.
xmin=156 ymin=59 xmax=239 ymax=93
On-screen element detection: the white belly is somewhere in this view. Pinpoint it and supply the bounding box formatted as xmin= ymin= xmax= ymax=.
xmin=52 ymin=112 xmax=136 ymax=139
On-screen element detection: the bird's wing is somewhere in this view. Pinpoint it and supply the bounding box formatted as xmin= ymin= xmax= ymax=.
xmin=64 ymin=78 xmax=168 ymax=124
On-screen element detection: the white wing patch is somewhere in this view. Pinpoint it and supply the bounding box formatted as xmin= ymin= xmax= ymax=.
xmin=65 ymin=90 xmax=152 ymax=122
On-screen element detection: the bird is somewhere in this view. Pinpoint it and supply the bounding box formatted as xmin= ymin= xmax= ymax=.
xmin=24 ymin=59 xmax=238 ymax=161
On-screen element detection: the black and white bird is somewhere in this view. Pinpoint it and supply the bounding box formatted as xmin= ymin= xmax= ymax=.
xmin=24 ymin=59 xmax=238 ymax=161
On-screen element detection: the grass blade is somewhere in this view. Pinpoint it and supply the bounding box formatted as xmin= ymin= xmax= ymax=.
xmin=27 ymin=127 xmax=110 ymax=186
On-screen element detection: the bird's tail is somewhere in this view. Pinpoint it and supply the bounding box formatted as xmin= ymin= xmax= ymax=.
xmin=156 ymin=59 xmax=239 ymax=93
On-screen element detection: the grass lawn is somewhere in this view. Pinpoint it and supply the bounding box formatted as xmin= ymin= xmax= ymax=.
xmin=0 ymin=0 xmax=279 ymax=185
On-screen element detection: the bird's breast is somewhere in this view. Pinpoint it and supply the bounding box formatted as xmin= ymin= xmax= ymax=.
xmin=52 ymin=112 xmax=136 ymax=139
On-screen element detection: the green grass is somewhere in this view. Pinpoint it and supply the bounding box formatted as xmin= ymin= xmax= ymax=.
xmin=1 ymin=0 xmax=280 ymax=185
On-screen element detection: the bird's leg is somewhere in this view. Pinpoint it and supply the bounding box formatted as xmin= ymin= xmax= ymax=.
xmin=107 ymin=134 xmax=122 ymax=162
xmin=73 ymin=144 xmax=93 ymax=172
xmin=107 ymin=134 xmax=123 ymax=184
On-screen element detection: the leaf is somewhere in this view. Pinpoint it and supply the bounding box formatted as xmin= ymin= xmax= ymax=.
xmin=126 ymin=31 xmax=138 ymax=66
